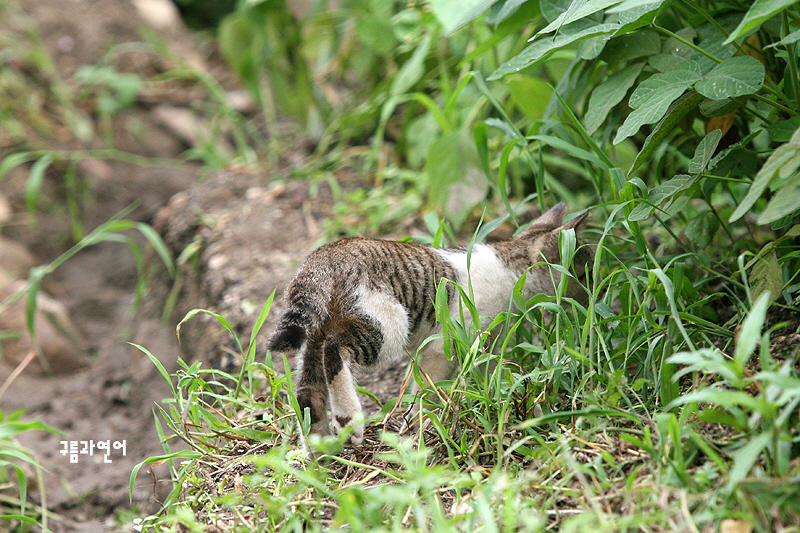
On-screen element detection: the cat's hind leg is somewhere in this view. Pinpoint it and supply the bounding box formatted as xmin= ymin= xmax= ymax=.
xmin=294 ymin=335 xmax=332 ymax=448
xmin=323 ymin=314 xmax=384 ymax=445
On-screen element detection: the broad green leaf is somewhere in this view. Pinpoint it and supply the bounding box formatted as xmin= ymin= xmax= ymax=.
xmin=691 ymin=32 xmax=738 ymax=75
xmin=759 ymin=172 xmax=800 ymax=224
xmin=474 ymin=121 xmax=490 ymax=180
xmin=356 ymin=13 xmax=396 ymax=55
xmin=628 ymin=174 xmax=695 ymax=220
xmin=614 ymin=61 xmax=701 ymax=144
xmin=541 ymin=0 xmax=575 ymax=23
xmin=406 ymin=113 xmax=440 ymax=169
xmin=599 ymin=30 xmax=660 ymax=63
xmin=709 ymin=130 xmax=760 ymax=171
xmin=585 ymin=63 xmax=643 ymax=134
xmin=699 ymin=96 xmax=743 ymax=117
xmin=724 ymin=0 xmax=798 ymax=45
xmin=694 ymin=56 xmax=765 ymax=99
xmin=462 ymin=1 xmax=542 ymax=64
xmin=614 ymin=1 xmax=664 ymax=34
xmin=764 ymin=28 xmax=800 ymax=49
xmin=629 ymin=61 xmax=700 ymax=109
xmin=729 ymin=126 xmax=800 ymax=222
xmin=628 ymin=91 xmax=704 ymax=174
xmin=768 ymin=118 xmax=800 ymax=142
xmin=539 ymin=0 xmax=622 ymax=34
xmin=507 ymin=76 xmax=553 ymax=123
xmin=578 ymin=33 xmax=610 ymax=59
xmin=735 ymin=292 xmax=770 ymax=366
xmin=776 ymin=151 xmax=800 ymax=183
xmin=727 ymin=433 xmax=771 ymax=490
xmin=668 ymin=388 xmax=763 ymax=413
xmin=426 ymin=132 xmax=465 ymax=208
xmin=485 ymin=0 xmax=535 ymax=24
xmin=607 ymin=0 xmax=663 ymax=13
xmin=611 ymin=167 xmax=626 ymax=194
xmin=649 ymin=54 xmax=691 ymax=73
xmin=688 ymin=129 xmax=723 ymax=175
xmin=749 ymin=249 xmax=783 ymax=306
xmin=685 ymin=210 xmax=719 ymax=248
xmin=429 ymin=0 xmax=496 ymax=34
xmin=489 ymin=22 xmax=619 ymax=79
xmin=391 ymin=33 xmax=431 ymax=97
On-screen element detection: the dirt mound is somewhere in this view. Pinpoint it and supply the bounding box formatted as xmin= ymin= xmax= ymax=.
xmin=158 ymin=170 xmax=410 ymax=413
xmin=0 ymin=2 xmax=405 ymax=531
xmin=0 ymin=0 xmax=200 ymax=530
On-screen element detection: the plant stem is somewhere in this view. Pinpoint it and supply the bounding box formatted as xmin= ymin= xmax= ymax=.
xmin=751 ymin=93 xmax=797 ymax=117
xmin=652 ymin=26 xmax=721 ymax=64
xmin=783 ymin=11 xmax=800 ymax=112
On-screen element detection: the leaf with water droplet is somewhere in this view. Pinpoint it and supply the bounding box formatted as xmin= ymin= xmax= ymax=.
xmin=695 ymin=56 xmax=764 ymax=99
xmin=614 ymin=60 xmax=701 ymax=144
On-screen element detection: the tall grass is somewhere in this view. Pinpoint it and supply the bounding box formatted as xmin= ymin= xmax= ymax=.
xmin=131 ymin=206 xmax=799 ymax=531
xmin=124 ymin=0 xmax=800 ymax=529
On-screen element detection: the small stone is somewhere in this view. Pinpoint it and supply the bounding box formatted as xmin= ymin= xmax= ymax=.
xmin=0 ymin=236 xmax=37 ymax=278
xmin=207 ymin=254 xmax=228 ymax=270
xmin=0 ymin=194 xmax=12 ymax=224
xmin=0 ymin=275 xmax=89 ymax=374
xmin=132 ymin=0 xmax=181 ymax=30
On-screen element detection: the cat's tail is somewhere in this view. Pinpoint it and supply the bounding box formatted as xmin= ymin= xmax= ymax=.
xmin=267 ymin=273 xmax=331 ymax=352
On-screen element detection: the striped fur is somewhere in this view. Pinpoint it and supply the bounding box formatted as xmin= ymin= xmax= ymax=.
xmin=267 ymin=203 xmax=591 ymax=447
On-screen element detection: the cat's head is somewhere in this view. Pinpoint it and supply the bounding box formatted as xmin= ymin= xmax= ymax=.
xmin=514 ymin=202 xmax=593 ymax=303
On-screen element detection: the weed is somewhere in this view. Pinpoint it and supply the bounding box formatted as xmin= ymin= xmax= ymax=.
xmin=0 ymin=359 xmax=64 ymax=531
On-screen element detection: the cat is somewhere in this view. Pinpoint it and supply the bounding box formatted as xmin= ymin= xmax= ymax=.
xmin=267 ymin=202 xmax=592 ymax=447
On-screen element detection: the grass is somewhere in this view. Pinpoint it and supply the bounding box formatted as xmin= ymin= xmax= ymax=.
xmin=131 ymin=207 xmax=800 ymax=532
xmin=0 ymin=0 xmax=798 ymax=530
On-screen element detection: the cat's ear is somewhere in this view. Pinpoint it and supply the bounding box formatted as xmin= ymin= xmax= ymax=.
xmin=534 ymin=202 xmax=567 ymax=227
xmin=561 ymin=210 xmax=589 ymax=231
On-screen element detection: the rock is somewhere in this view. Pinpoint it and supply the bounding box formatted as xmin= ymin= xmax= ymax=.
xmin=720 ymin=519 xmax=753 ymax=533
xmin=132 ymin=0 xmax=182 ymax=30
xmin=0 ymin=273 xmax=90 ymax=374
xmin=153 ymin=105 xmax=234 ymax=154
xmin=0 ymin=194 xmax=11 ymax=224
xmin=0 ymin=236 xmax=37 ymax=278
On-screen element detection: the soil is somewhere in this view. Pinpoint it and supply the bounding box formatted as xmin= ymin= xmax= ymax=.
xmin=0 ymin=1 xmax=407 ymax=531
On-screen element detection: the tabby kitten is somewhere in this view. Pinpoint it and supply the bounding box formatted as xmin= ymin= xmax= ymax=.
xmin=267 ymin=203 xmax=591 ymax=446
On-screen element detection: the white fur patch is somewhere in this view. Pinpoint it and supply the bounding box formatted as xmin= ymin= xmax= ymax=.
xmin=355 ymin=286 xmax=410 ymax=364
xmin=436 ymin=245 xmax=521 ymax=322
xmin=328 ymin=361 xmax=364 ymax=444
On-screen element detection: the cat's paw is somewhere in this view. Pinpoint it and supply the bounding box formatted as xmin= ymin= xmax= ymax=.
xmin=333 ymin=415 xmax=364 ymax=446
xmin=347 ymin=426 xmax=364 ymax=446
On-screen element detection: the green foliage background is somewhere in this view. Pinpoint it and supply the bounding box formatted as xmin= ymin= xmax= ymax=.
xmin=135 ymin=0 xmax=800 ymax=530
xmin=2 ymin=0 xmax=800 ymax=529
xmin=130 ymin=0 xmax=800 ymax=530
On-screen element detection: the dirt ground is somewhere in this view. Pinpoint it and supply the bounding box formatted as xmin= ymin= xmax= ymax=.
xmin=0 ymin=0 xmax=407 ymax=530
